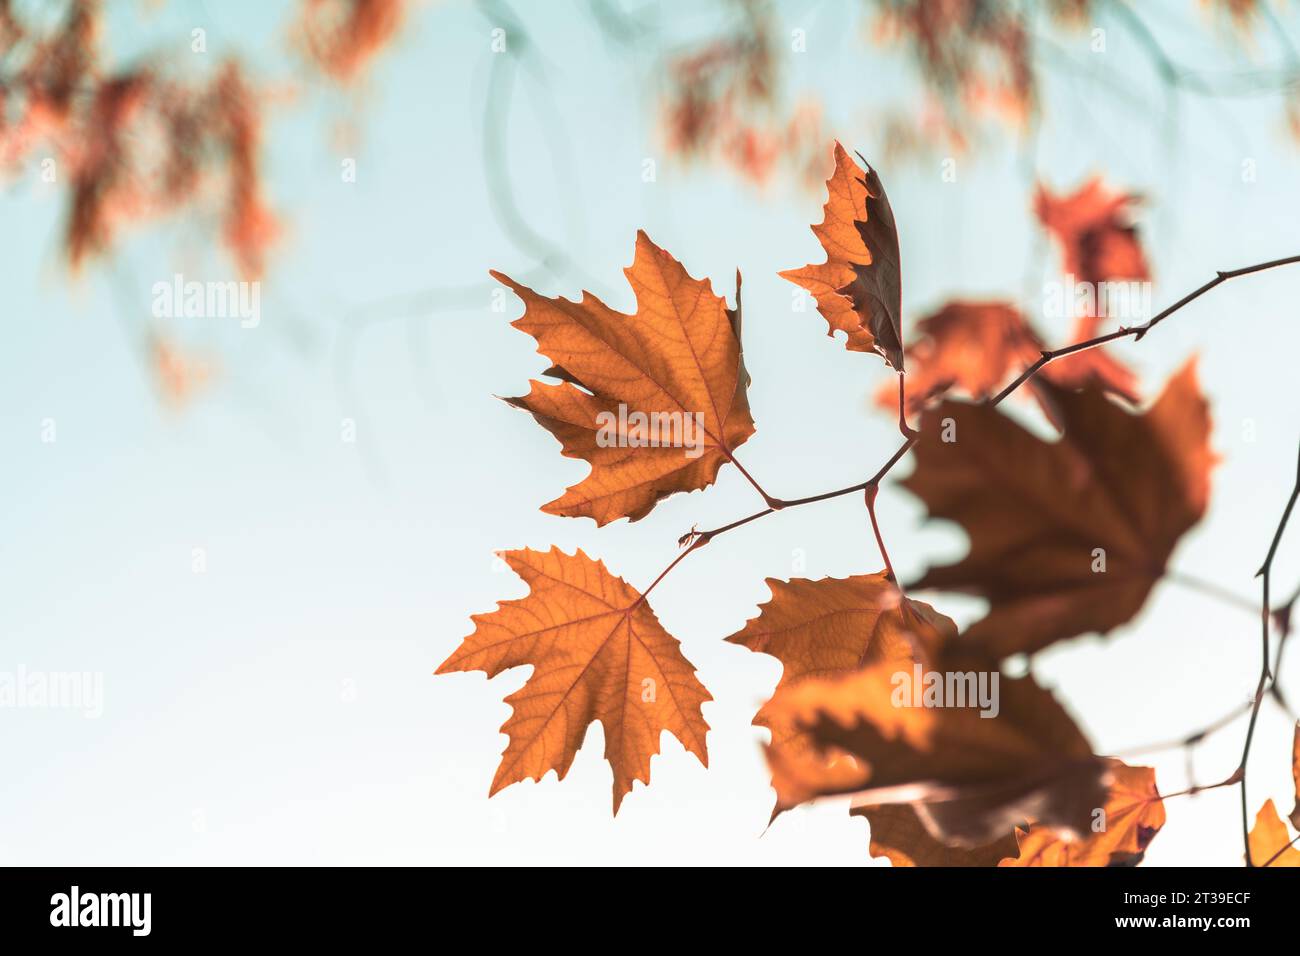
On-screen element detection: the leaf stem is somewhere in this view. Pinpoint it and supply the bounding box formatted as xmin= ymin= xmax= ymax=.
xmin=896 ymin=372 xmax=918 ymax=439
xmin=864 ymin=485 xmax=898 ymax=584
xmin=722 ymin=450 xmax=783 ymax=511
xmin=633 ymin=536 xmax=705 ymax=607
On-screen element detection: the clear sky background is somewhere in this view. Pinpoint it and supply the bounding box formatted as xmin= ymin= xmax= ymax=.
xmin=2 ymin=0 xmax=1299 ymax=865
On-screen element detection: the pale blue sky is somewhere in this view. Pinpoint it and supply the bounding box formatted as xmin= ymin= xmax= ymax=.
xmin=1 ymin=0 xmax=1298 ymax=864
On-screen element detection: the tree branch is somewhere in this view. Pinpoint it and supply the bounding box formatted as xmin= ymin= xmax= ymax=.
xmin=640 ymin=254 xmax=1300 ymax=596
xmin=1241 ymin=440 xmax=1300 ymax=865
xmin=987 ymin=254 xmax=1300 ymax=406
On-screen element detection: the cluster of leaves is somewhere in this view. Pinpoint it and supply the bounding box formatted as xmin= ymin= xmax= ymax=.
xmin=0 ymin=0 xmax=404 ymax=275
xmin=0 ymin=0 xmax=406 ymax=409
xmin=295 ymin=0 xmax=406 ymax=83
xmin=660 ymin=0 xmax=825 ymax=188
xmin=655 ymin=0 xmax=1300 ymax=179
xmin=870 ymin=0 xmax=1039 ymax=146
xmin=0 ymin=0 xmax=275 ymax=276
xmin=441 ymin=140 xmax=1300 ymax=866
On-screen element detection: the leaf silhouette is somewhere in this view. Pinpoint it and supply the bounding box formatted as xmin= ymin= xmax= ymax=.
xmin=1000 ymin=761 xmax=1165 ymax=867
xmin=780 ymin=141 xmax=904 ymax=368
xmin=494 ymin=231 xmax=755 ymax=525
xmin=854 ymin=803 xmax=1019 ymax=867
xmin=726 ymin=573 xmax=954 ymax=781
xmin=762 ymin=646 xmax=1107 ymax=845
xmin=903 ymin=360 xmax=1213 ymax=658
xmin=437 ymin=547 xmax=711 ymax=813
xmin=1248 ymin=799 xmax=1300 ymax=867
xmin=1035 ymin=177 xmax=1149 ymax=286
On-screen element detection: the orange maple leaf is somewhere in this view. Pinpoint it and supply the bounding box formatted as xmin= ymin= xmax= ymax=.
xmin=1248 ymin=799 xmax=1300 ymax=867
xmin=437 ymin=547 xmax=711 ymax=813
xmin=493 ymin=231 xmax=756 ymax=525
xmin=762 ymin=646 xmax=1106 ymax=845
xmin=903 ymin=360 xmax=1213 ymax=658
xmin=1035 ymin=177 xmax=1149 ymax=286
xmin=855 ymin=803 xmax=1019 ymax=867
xmin=780 ymin=141 xmax=904 ymax=369
xmin=1001 ymin=761 xmax=1166 ymax=867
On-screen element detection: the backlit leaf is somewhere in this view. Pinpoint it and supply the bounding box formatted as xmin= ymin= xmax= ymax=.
xmin=494 ymin=232 xmax=755 ymax=525
xmin=780 ymin=141 xmax=904 ymax=368
xmin=437 ymin=547 xmax=711 ymax=813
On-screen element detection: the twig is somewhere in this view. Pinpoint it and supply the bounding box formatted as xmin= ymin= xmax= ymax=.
xmin=1271 ymin=581 xmax=1299 ymax=715
xmin=1160 ymin=772 xmax=1242 ymax=801
xmin=987 ymin=254 xmax=1300 ymax=406
xmin=1241 ymin=440 xmax=1300 ymax=865
xmin=638 ymin=255 xmax=1300 ymax=595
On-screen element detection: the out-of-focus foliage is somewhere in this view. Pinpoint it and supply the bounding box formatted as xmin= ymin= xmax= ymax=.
xmin=0 ymin=0 xmax=407 ymax=277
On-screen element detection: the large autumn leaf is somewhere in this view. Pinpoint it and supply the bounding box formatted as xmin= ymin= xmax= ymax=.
xmin=1001 ymin=761 xmax=1165 ymax=867
xmin=873 ymin=301 xmax=1137 ymax=417
xmin=726 ymin=572 xmax=954 ymax=760
xmin=1248 ymin=799 xmax=1300 ymax=867
xmin=903 ymin=360 xmax=1213 ymax=658
xmin=437 ymin=547 xmax=711 ymax=812
xmin=763 ymin=646 xmax=1107 ymax=845
xmin=493 ymin=231 xmax=755 ymax=525
xmin=780 ymin=141 xmax=904 ymax=369
xmin=854 ymin=803 xmax=1018 ymax=867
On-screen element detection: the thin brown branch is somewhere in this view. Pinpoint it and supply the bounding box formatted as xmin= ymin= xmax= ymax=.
xmin=1271 ymin=581 xmax=1299 ymax=715
xmin=638 ymin=254 xmax=1300 ymax=597
xmin=988 ymin=255 xmax=1300 ymax=406
xmin=1160 ymin=771 xmax=1242 ymax=801
xmin=1241 ymin=440 xmax=1300 ymax=865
